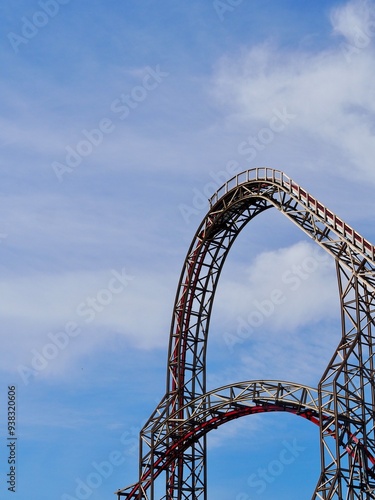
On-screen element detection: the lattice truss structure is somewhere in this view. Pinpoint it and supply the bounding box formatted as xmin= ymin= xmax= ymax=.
xmin=116 ymin=168 xmax=375 ymax=499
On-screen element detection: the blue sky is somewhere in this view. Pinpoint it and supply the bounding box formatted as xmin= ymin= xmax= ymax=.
xmin=1 ymin=0 xmax=375 ymax=498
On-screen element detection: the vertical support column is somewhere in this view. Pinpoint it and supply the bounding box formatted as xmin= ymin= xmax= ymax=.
xmin=314 ymin=261 xmax=375 ymax=499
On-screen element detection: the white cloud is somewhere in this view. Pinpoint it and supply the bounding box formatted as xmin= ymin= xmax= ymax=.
xmin=209 ymin=241 xmax=339 ymax=385
xmin=0 ymin=267 xmax=173 ymax=379
xmin=0 ymin=115 xmax=65 ymax=154
xmin=211 ymin=0 xmax=375 ymax=182
xmin=215 ymin=241 xmax=337 ymax=333
xmin=331 ymin=0 xmax=375 ymax=44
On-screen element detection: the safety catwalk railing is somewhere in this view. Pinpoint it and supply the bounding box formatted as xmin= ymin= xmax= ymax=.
xmin=209 ymin=167 xmax=375 ymax=262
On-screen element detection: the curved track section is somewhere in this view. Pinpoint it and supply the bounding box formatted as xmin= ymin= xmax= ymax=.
xmin=117 ymin=381 xmax=375 ymax=499
xmin=117 ymin=381 xmax=321 ymax=498
xmin=117 ymin=168 xmax=375 ymax=499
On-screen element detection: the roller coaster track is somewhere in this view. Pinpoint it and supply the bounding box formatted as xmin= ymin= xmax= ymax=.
xmin=116 ymin=168 xmax=375 ymax=499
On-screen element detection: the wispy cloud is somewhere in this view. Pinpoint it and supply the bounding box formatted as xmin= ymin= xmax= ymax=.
xmin=215 ymin=241 xmax=337 ymax=332
xmin=0 ymin=266 xmax=173 ymax=383
xmin=211 ymin=0 xmax=375 ymax=183
xmin=331 ymin=0 xmax=375 ymax=46
xmin=209 ymin=241 xmax=339 ymax=386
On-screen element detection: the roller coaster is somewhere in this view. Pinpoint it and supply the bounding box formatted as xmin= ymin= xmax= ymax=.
xmin=116 ymin=168 xmax=375 ymax=499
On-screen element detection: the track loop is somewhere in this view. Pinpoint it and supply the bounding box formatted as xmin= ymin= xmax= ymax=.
xmin=117 ymin=168 xmax=375 ymax=499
